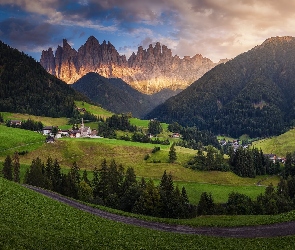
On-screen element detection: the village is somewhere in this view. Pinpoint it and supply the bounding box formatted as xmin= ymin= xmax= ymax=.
xmin=42 ymin=118 xmax=102 ymax=142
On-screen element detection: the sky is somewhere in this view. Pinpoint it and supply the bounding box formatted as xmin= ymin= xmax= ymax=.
xmin=1 ymin=0 xmax=295 ymax=62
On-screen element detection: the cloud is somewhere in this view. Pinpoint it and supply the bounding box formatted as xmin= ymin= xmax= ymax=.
xmin=2 ymin=0 xmax=295 ymax=61
xmin=0 ymin=17 xmax=63 ymax=50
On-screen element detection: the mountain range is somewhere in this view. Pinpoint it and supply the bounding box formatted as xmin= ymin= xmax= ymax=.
xmin=146 ymin=36 xmax=295 ymax=138
xmin=40 ymin=36 xmax=226 ymax=94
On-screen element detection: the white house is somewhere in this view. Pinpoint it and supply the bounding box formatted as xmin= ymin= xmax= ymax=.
xmin=43 ymin=126 xmax=53 ymax=135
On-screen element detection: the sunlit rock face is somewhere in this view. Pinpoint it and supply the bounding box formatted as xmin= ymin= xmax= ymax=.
xmin=40 ymin=36 xmax=225 ymax=94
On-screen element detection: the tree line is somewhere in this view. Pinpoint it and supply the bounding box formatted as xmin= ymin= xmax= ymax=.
xmin=187 ymin=146 xmax=281 ymax=178
xmin=168 ymin=122 xmax=219 ymax=150
xmin=6 ymin=118 xmax=44 ymax=132
xmin=197 ymin=177 xmax=295 ymax=216
xmin=4 ymin=156 xmax=195 ymax=219
xmin=2 ymin=153 xmax=295 ymax=217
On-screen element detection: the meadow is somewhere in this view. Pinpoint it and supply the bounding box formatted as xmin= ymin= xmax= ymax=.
xmin=75 ymin=101 xmax=113 ymax=119
xmin=1 ymin=177 xmax=295 ymax=249
xmin=253 ymin=128 xmax=295 ymax=157
xmin=0 ymin=107 xmax=281 ymax=206
xmin=0 ymin=125 xmax=45 ymax=157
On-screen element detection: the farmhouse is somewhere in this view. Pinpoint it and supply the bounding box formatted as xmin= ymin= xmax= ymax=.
xmin=10 ymin=120 xmax=22 ymax=126
xmin=43 ymin=126 xmax=53 ymax=135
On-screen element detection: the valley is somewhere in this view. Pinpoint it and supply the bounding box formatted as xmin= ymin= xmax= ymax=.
xmin=2 ymin=35 xmax=295 ymax=249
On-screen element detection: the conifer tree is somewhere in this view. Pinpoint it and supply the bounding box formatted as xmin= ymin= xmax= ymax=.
xmin=52 ymin=159 xmax=62 ymax=192
xmin=12 ymin=152 xmax=20 ymax=183
xmin=24 ymin=157 xmax=45 ymax=187
xmin=197 ymin=192 xmax=215 ymax=215
xmin=132 ymin=179 xmax=160 ymax=216
xmin=159 ymin=170 xmax=175 ymax=217
xmin=168 ymin=142 xmax=177 ymax=163
xmin=2 ymin=155 xmax=12 ymax=180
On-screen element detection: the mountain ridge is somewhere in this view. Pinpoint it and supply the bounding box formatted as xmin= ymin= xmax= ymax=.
xmin=40 ymin=36 xmax=226 ymax=94
xmin=145 ymin=36 xmax=295 ymax=137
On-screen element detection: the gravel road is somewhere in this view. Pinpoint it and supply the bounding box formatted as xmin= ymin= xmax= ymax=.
xmin=25 ymin=185 xmax=295 ymax=238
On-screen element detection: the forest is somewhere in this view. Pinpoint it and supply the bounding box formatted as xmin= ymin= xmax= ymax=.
xmin=0 ymin=41 xmax=87 ymax=118
xmin=146 ymin=38 xmax=295 ymax=138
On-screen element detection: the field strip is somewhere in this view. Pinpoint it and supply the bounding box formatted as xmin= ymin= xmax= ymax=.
xmin=24 ymin=185 xmax=295 ymax=238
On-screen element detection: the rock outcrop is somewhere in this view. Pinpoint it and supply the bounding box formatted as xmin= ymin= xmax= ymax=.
xmin=40 ymin=36 xmax=224 ymax=94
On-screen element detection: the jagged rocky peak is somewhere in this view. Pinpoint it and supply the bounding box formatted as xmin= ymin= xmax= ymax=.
xmin=40 ymin=36 xmax=222 ymax=94
xmin=40 ymin=47 xmax=55 ymax=75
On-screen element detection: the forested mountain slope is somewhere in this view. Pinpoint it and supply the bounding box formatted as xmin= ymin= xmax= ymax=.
xmin=72 ymin=72 xmax=179 ymax=118
xmin=0 ymin=41 xmax=87 ymax=117
xmin=146 ymin=36 xmax=295 ymax=137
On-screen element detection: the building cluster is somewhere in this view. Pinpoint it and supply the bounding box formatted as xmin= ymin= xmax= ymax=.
xmin=43 ymin=119 xmax=101 ymax=142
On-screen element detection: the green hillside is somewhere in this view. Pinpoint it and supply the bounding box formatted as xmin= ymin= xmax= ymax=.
xmin=1 ymin=178 xmax=295 ymax=249
xmin=146 ymin=36 xmax=295 ymax=138
xmin=0 ymin=124 xmax=45 ymax=157
xmin=253 ymin=128 xmax=295 ymax=157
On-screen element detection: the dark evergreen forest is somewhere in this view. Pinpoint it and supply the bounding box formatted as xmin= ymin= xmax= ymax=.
xmin=146 ymin=37 xmax=295 ymax=138
xmin=0 ymin=41 xmax=87 ymax=117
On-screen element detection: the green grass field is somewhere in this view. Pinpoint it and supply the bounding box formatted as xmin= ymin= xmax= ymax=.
xmin=0 ymin=125 xmax=45 ymax=157
xmin=253 ymin=128 xmax=295 ymax=157
xmin=1 ymin=112 xmax=70 ymax=126
xmin=75 ymin=101 xmax=113 ymax=118
xmin=1 ymin=178 xmax=295 ymax=249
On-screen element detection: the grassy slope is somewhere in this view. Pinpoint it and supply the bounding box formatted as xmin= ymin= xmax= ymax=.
xmin=75 ymin=101 xmax=113 ymax=119
xmin=1 ymin=112 xmax=69 ymax=127
xmin=1 ymin=178 xmax=295 ymax=249
xmin=253 ymin=128 xmax=295 ymax=157
xmin=0 ymin=125 xmax=45 ymax=157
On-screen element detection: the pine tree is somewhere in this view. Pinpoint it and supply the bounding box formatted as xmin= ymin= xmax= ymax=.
xmin=92 ymin=166 xmax=100 ymax=199
xmin=24 ymin=157 xmax=45 ymax=187
xmin=12 ymin=152 xmax=20 ymax=183
xmin=159 ymin=170 xmax=175 ymax=217
xmin=52 ymin=159 xmax=62 ymax=192
xmin=97 ymin=159 xmax=110 ymax=203
xmin=132 ymin=179 xmax=160 ymax=216
xmin=2 ymin=155 xmax=12 ymax=180
xmin=82 ymin=169 xmax=90 ymax=185
xmin=197 ymin=192 xmax=215 ymax=215
xmin=168 ymin=142 xmax=177 ymax=163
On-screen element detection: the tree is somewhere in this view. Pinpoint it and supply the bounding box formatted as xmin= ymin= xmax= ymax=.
xmin=226 ymin=192 xmax=253 ymax=215
xmin=168 ymin=122 xmax=182 ymax=133
xmin=168 ymin=143 xmax=177 ymax=163
xmin=132 ymin=179 xmax=161 ymax=217
xmin=159 ymin=170 xmax=175 ymax=217
xmin=52 ymin=159 xmax=62 ymax=192
xmin=51 ymin=126 xmax=58 ymax=138
xmin=78 ymin=180 xmax=93 ymax=202
xmin=24 ymin=157 xmax=45 ymax=187
xmin=2 ymin=155 xmax=12 ymax=180
xmin=148 ymin=120 xmax=163 ymax=135
xmin=197 ymin=192 xmax=215 ymax=216
xmin=12 ymin=152 xmax=20 ymax=183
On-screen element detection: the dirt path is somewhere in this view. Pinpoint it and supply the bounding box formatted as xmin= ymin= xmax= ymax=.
xmin=25 ymin=185 xmax=295 ymax=238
